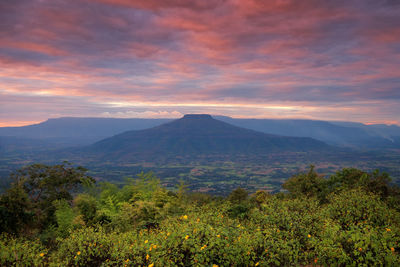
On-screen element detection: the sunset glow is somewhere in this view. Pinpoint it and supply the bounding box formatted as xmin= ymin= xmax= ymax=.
xmin=1 ymin=0 xmax=400 ymax=126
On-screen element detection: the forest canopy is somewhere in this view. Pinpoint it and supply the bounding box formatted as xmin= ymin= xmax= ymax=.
xmin=0 ymin=163 xmax=399 ymax=266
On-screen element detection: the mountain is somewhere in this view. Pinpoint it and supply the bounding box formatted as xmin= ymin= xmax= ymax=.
xmin=82 ymin=114 xmax=330 ymax=161
xmin=1 ymin=116 xmax=399 ymax=150
xmin=330 ymin=121 xmax=400 ymax=141
xmin=215 ymin=117 xmax=400 ymax=148
xmin=0 ymin=117 xmax=172 ymax=147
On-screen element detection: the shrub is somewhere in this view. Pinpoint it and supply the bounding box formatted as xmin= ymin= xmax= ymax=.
xmin=0 ymin=234 xmax=47 ymax=266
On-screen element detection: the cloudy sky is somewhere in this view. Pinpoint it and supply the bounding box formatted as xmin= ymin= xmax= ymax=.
xmin=1 ymin=0 xmax=400 ymax=126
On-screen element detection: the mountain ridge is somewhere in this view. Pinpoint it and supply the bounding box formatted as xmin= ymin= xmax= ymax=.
xmin=81 ymin=114 xmax=330 ymax=162
xmin=1 ymin=116 xmax=399 ymax=150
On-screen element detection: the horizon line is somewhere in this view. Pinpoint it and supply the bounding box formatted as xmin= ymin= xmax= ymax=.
xmin=1 ymin=115 xmax=399 ymax=128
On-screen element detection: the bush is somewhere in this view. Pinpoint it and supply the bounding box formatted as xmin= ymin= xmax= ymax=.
xmin=0 ymin=234 xmax=47 ymax=266
xmin=1 ymin=167 xmax=400 ymax=266
xmin=313 ymin=189 xmax=400 ymax=265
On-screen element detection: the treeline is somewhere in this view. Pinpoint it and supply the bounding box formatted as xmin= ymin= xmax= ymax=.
xmin=0 ymin=163 xmax=399 ymax=266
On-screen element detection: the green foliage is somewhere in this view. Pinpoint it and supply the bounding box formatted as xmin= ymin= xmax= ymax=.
xmin=0 ymin=234 xmax=47 ymax=266
xmin=130 ymin=171 xmax=161 ymax=202
xmin=329 ymin=168 xmax=400 ymax=210
xmin=0 ymin=181 xmax=32 ymax=234
xmin=228 ymin=187 xmax=248 ymax=204
xmin=283 ymin=165 xmax=327 ymax=201
xmin=74 ymin=194 xmax=97 ymax=225
xmin=283 ymin=165 xmax=400 ymax=206
xmin=0 ymin=162 xmax=94 ymax=236
xmin=313 ymin=189 xmax=400 ymax=265
xmin=1 ymin=165 xmax=400 ymax=266
xmin=251 ymin=190 xmax=270 ymax=208
xmin=54 ymin=199 xmax=77 ymax=238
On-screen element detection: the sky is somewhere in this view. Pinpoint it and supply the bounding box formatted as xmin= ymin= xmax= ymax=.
xmin=1 ymin=0 xmax=400 ymax=126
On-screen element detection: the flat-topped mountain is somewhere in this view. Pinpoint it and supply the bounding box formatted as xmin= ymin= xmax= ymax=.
xmin=83 ymin=114 xmax=329 ymax=161
xmin=1 ymin=116 xmax=399 ymax=150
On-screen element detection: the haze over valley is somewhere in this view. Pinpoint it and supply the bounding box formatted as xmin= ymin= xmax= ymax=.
xmin=1 ymin=114 xmax=399 ymax=194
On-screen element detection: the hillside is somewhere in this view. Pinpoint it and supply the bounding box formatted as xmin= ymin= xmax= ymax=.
xmin=83 ymin=114 xmax=329 ymax=161
xmin=216 ymin=117 xmax=400 ymax=148
xmin=0 ymin=117 xmax=172 ymax=146
xmin=1 ymin=116 xmax=399 ymax=150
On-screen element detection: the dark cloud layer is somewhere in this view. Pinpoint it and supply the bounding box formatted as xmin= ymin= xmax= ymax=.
xmin=0 ymin=0 xmax=399 ymax=125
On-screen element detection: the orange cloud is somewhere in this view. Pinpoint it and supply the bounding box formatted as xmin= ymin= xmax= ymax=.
xmin=1 ymin=0 xmax=400 ymax=126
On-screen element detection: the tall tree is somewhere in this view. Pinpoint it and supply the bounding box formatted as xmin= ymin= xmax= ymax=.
xmin=0 ymin=162 xmax=94 ymax=234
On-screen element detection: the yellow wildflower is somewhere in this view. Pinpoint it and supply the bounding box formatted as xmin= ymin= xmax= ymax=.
xmin=255 ymin=262 xmax=259 ymax=266
xmin=359 ymin=247 xmax=362 ymax=252
xmin=391 ymin=247 xmax=395 ymax=252
xmin=183 ymin=215 xmax=188 ymax=220
xmin=148 ymin=264 xmax=154 ymax=267
xmin=152 ymin=244 xmax=157 ymax=249
xmin=307 ymin=234 xmax=311 ymax=238
xmin=197 ymin=218 xmax=200 ymax=222
xmin=125 ymin=259 xmax=130 ymax=262
xmin=185 ymin=235 xmax=189 ymax=240
xmin=386 ymin=228 xmax=391 ymax=232
xmin=146 ymin=254 xmax=150 ymax=260
xmin=77 ymin=251 xmax=81 ymax=255
xmin=213 ymin=265 xmax=218 ymax=267
xmin=145 ymin=240 xmax=148 ymax=244
xmin=167 ymin=232 xmax=170 ymax=236
xmin=217 ymin=234 xmax=220 ymax=238
xmin=39 ymin=253 xmax=45 ymax=257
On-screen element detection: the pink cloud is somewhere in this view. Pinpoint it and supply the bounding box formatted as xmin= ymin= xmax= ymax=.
xmin=0 ymin=0 xmax=399 ymax=126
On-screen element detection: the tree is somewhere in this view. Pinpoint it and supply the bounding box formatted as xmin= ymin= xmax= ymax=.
xmin=282 ymin=165 xmax=327 ymax=201
xmin=328 ymin=168 xmax=400 ymax=209
xmin=0 ymin=162 xmax=94 ymax=235
xmin=0 ymin=180 xmax=32 ymax=234
xmin=228 ymin=187 xmax=248 ymax=204
xmin=251 ymin=190 xmax=270 ymax=208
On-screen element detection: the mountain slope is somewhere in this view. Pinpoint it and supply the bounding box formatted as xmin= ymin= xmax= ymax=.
xmin=1 ymin=116 xmax=398 ymax=150
xmin=0 ymin=117 xmax=172 ymax=146
xmin=215 ymin=117 xmax=399 ymax=148
xmin=83 ymin=114 xmax=330 ymax=161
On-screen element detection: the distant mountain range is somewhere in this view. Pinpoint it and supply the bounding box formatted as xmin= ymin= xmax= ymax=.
xmin=77 ymin=114 xmax=329 ymax=161
xmin=1 ymin=115 xmax=399 ymax=154
xmin=215 ymin=117 xmax=400 ymax=149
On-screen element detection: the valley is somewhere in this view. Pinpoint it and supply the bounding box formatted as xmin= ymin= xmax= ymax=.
xmin=1 ymin=115 xmax=399 ymax=195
